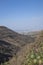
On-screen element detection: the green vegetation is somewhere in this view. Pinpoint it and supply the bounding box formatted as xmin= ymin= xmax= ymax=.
xmin=22 ymin=31 xmax=43 ymax=65
xmin=22 ymin=42 xmax=43 ymax=65
xmin=22 ymin=46 xmax=43 ymax=65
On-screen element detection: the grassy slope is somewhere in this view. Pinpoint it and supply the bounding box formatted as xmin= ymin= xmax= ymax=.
xmin=10 ymin=31 xmax=43 ymax=65
xmin=22 ymin=31 xmax=43 ymax=65
xmin=3 ymin=31 xmax=43 ymax=65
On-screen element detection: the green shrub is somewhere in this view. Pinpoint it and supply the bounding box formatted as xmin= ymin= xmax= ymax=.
xmin=22 ymin=43 xmax=43 ymax=65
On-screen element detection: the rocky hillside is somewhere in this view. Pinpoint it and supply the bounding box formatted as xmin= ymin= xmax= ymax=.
xmin=21 ymin=31 xmax=43 ymax=65
xmin=0 ymin=26 xmax=35 ymax=46
xmin=3 ymin=30 xmax=43 ymax=65
xmin=0 ymin=26 xmax=43 ymax=65
xmin=0 ymin=26 xmax=35 ymax=64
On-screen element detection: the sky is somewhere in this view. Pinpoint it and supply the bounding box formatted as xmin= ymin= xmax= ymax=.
xmin=0 ymin=0 xmax=43 ymax=32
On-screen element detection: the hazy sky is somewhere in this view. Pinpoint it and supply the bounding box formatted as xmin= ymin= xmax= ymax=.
xmin=0 ymin=0 xmax=43 ymax=32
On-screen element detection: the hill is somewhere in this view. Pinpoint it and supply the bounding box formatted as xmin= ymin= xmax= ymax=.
xmin=4 ymin=30 xmax=43 ymax=65
xmin=0 ymin=26 xmax=43 ymax=65
xmin=0 ymin=26 xmax=35 ymax=64
xmin=20 ymin=31 xmax=43 ymax=65
xmin=0 ymin=26 xmax=35 ymax=46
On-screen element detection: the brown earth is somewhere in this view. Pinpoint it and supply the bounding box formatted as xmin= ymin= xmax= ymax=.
xmin=0 ymin=26 xmax=43 ymax=65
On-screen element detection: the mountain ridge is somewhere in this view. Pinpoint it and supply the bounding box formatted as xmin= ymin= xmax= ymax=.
xmin=0 ymin=26 xmax=35 ymax=64
xmin=0 ymin=26 xmax=43 ymax=65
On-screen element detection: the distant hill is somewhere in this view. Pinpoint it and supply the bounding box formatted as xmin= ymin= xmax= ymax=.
xmin=0 ymin=26 xmax=35 ymax=46
xmin=0 ymin=26 xmax=35 ymax=64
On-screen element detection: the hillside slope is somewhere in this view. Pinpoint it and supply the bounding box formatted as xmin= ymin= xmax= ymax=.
xmin=3 ymin=30 xmax=43 ymax=65
xmin=0 ymin=26 xmax=35 ymax=46
xmin=0 ymin=26 xmax=43 ymax=65
xmin=0 ymin=26 xmax=35 ymax=65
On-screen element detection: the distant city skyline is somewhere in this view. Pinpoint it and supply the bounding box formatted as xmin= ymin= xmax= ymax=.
xmin=0 ymin=0 xmax=43 ymax=32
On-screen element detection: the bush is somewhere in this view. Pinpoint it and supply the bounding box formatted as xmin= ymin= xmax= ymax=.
xmin=22 ymin=43 xmax=43 ymax=65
